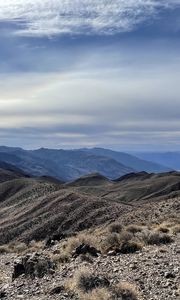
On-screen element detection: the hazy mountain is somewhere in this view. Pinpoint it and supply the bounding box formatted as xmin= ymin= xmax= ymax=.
xmin=0 ymin=147 xmax=134 ymax=181
xmin=135 ymin=152 xmax=180 ymax=170
xmin=81 ymin=148 xmax=172 ymax=173
xmin=0 ymin=161 xmax=28 ymax=183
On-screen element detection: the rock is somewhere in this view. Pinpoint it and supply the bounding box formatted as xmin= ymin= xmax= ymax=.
xmin=0 ymin=291 xmax=7 ymax=298
xmin=79 ymin=275 xmax=110 ymax=292
xmin=165 ymin=272 xmax=176 ymax=279
xmin=12 ymin=261 xmax=25 ymax=280
xmin=107 ymin=249 xmax=120 ymax=256
xmin=72 ymin=243 xmax=101 ymax=258
xmin=50 ymin=285 xmax=65 ymax=295
xmin=12 ymin=253 xmax=56 ymax=279
xmin=45 ymin=233 xmax=68 ymax=247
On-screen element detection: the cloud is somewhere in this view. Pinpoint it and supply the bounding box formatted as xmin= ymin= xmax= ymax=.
xmin=0 ymin=0 xmax=180 ymax=37
xmin=0 ymin=57 xmax=180 ymax=150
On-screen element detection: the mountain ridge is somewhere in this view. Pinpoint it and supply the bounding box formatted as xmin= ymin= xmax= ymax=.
xmin=0 ymin=146 xmax=172 ymax=182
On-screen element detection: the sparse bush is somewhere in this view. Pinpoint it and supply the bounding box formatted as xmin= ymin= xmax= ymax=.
xmin=13 ymin=242 xmax=28 ymax=253
xmin=171 ymin=224 xmax=180 ymax=234
xmin=147 ymin=232 xmax=174 ymax=245
xmin=102 ymin=233 xmax=120 ymax=252
xmin=53 ymin=253 xmax=70 ymax=264
xmin=108 ymin=222 xmax=123 ymax=234
xmin=0 ymin=245 xmax=10 ymax=254
xmin=113 ymin=282 xmax=139 ymax=300
xmin=156 ymin=225 xmax=169 ymax=233
xmin=29 ymin=240 xmax=45 ymax=250
xmin=119 ymin=231 xmax=133 ymax=243
xmin=135 ymin=229 xmax=151 ymax=244
xmin=81 ymin=288 xmax=111 ymax=300
xmin=125 ymin=225 xmax=143 ymax=234
xmin=65 ymin=234 xmax=96 ymax=255
xmin=73 ymin=269 xmax=110 ymax=293
xmin=120 ymin=240 xmax=143 ymax=254
xmin=101 ymin=230 xmax=135 ymax=253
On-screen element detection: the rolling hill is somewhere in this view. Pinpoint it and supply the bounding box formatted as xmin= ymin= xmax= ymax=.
xmin=0 ymin=165 xmax=180 ymax=245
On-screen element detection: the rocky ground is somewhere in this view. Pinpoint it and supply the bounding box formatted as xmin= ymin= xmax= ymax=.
xmin=0 ymin=234 xmax=179 ymax=300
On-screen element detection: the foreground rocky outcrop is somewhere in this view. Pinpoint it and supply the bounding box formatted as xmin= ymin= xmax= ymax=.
xmin=0 ymin=233 xmax=179 ymax=300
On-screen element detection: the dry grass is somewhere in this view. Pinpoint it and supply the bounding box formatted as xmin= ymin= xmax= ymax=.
xmin=120 ymin=240 xmax=143 ymax=254
xmin=125 ymin=225 xmax=143 ymax=234
xmin=171 ymin=224 xmax=180 ymax=234
xmin=53 ymin=253 xmax=70 ymax=265
xmin=66 ymin=268 xmax=141 ymax=300
xmin=80 ymin=288 xmax=111 ymax=300
xmin=147 ymin=231 xmax=174 ymax=245
xmin=113 ymin=282 xmax=139 ymax=300
xmin=102 ymin=233 xmax=120 ymax=252
xmin=0 ymin=245 xmax=10 ymax=254
xmin=67 ymin=268 xmax=110 ymax=294
xmin=6 ymin=240 xmax=45 ymax=254
xmin=108 ymin=222 xmax=123 ymax=234
xmin=155 ymin=224 xmax=170 ymax=233
xmin=64 ymin=233 xmax=98 ymax=256
xmin=100 ymin=229 xmax=143 ymax=254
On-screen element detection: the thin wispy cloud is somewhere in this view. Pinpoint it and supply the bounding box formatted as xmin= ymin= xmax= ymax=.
xmin=0 ymin=0 xmax=179 ymax=37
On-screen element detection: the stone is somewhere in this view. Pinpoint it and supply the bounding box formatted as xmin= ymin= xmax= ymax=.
xmin=72 ymin=244 xmax=101 ymax=258
xmin=12 ymin=253 xmax=56 ymax=279
xmin=165 ymin=272 xmax=176 ymax=279
xmin=12 ymin=261 xmax=25 ymax=280
xmin=50 ymin=285 xmax=65 ymax=295
xmin=0 ymin=291 xmax=7 ymax=298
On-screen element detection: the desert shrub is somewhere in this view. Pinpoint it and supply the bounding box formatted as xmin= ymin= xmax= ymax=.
xmin=113 ymin=282 xmax=139 ymax=300
xmin=102 ymin=233 xmax=120 ymax=252
xmin=120 ymin=240 xmax=143 ymax=254
xmin=65 ymin=234 xmax=96 ymax=255
xmin=101 ymin=230 xmax=135 ymax=253
xmin=108 ymin=222 xmax=123 ymax=234
xmin=29 ymin=240 xmax=45 ymax=250
xmin=147 ymin=232 xmax=173 ymax=245
xmin=135 ymin=229 xmax=151 ymax=244
xmin=119 ymin=231 xmax=133 ymax=242
xmin=171 ymin=224 xmax=180 ymax=234
xmin=73 ymin=269 xmax=110 ymax=293
xmin=156 ymin=225 xmax=169 ymax=233
xmin=80 ymin=288 xmax=111 ymax=300
xmin=0 ymin=245 xmax=10 ymax=254
xmin=13 ymin=242 xmax=28 ymax=253
xmin=125 ymin=225 xmax=143 ymax=234
xmin=53 ymin=253 xmax=70 ymax=264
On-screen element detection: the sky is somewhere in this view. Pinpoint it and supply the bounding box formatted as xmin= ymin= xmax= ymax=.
xmin=0 ymin=0 xmax=180 ymax=151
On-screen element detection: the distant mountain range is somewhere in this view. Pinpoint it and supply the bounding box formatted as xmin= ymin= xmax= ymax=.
xmin=0 ymin=146 xmax=173 ymax=181
xmin=134 ymin=152 xmax=180 ymax=171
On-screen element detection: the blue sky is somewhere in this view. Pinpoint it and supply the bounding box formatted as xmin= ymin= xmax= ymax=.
xmin=0 ymin=0 xmax=180 ymax=151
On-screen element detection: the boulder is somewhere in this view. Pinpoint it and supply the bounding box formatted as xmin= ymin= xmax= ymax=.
xmin=72 ymin=243 xmax=101 ymax=258
xmin=0 ymin=291 xmax=7 ymax=298
xmin=49 ymin=285 xmax=65 ymax=295
xmin=12 ymin=253 xmax=55 ymax=279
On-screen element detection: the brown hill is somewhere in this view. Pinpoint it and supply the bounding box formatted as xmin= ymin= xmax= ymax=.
xmin=0 ymin=171 xmax=180 ymax=245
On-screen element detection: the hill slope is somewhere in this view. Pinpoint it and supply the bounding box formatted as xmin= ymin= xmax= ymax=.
xmin=0 ymin=170 xmax=180 ymax=245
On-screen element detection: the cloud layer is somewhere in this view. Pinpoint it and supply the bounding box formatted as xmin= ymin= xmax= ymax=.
xmin=0 ymin=0 xmax=180 ymax=37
